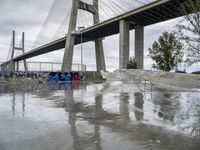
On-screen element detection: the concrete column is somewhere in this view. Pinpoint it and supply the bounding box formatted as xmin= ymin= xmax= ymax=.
xmin=93 ymin=0 xmax=106 ymax=71
xmin=16 ymin=62 xmax=19 ymax=71
xmin=11 ymin=30 xmax=15 ymax=59
xmin=22 ymin=32 xmax=28 ymax=72
xmin=0 ymin=65 xmax=4 ymax=71
xmin=4 ymin=64 xmax=7 ymax=71
xmin=7 ymin=64 xmax=10 ymax=71
xmin=62 ymin=0 xmax=79 ymax=72
xmin=119 ymin=20 xmax=130 ymax=69
xmin=135 ymin=25 xmax=144 ymax=69
xmin=9 ymin=30 xmax=15 ymax=72
xmin=95 ymin=39 xmax=106 ymax=71
xmin=9 ymin=61 xmax=15 ymax=71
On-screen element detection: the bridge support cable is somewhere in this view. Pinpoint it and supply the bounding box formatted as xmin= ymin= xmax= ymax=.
xmin=32 ymin=0 xmax=70 ymax=49
xmin=100 ymin=0 xmax=121 ymax=16
xmin=109 ymin=0 xmax=128 ymax=12
xmin=52 ymin=8 xmax=71 ymax=41
xmin=118 ymin=0 xmax=135 ymax=9
xmin=98 ymin=0 xmax=140 ymax=20
xmin=130 ymin=0 xmax=146 ymax=5
xmin=32 ymin=0 xmax=57 ymax=49
xmin=98 ymin=2 xmax=112 ymax=21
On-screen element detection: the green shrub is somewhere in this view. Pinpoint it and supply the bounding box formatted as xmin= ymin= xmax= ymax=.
xmin=127 ymin=57 xmax=137 ymax=69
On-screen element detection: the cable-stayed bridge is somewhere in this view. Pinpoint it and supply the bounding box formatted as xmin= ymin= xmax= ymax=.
xmin=0 ymin=0 xmax=197 ymax=72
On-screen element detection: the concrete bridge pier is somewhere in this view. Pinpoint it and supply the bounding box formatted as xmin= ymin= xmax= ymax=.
xmin=61 ymin=0 xmax=78 ymax=72
xmin=5 ymin=63 xmax=8 ymax=71
xmin=119 ymin=21 xmax=144 ymax=69
xmin=9 ymin=61 xmax=15 ymax=72
xmin=94 ymin=0 xmax=106 ymax=72
xmin=16 ymin=62 xmax=19 ymax=71
xmin=1 ymin=63 xmax=7 ymax=71
xmin=62 ymin=0 xmax=106 ymax=72
xmin=95 ymin=39 xmax=106 ymax=71
xmin=135 ymin=25 xmax=144 ymax=69
xmin=119 ymin=20 xmax=130 ymax=69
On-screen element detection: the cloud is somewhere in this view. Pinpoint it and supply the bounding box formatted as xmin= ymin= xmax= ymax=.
xmin=0 ymin=0 xmax=55 ymax=60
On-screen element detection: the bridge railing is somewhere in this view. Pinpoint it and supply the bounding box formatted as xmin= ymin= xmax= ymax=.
xmin=1 ymin=61 xmax=86 ymax=72
xmin=26 ymin=62 xmax=86 ymax=72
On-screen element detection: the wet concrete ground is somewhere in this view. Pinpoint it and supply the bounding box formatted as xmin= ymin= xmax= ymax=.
xmin=0 ymin=81 xmax=200 ymax=150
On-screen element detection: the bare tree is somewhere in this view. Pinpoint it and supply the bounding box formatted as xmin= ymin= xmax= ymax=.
xmin=176 ymin=0 xmax=200 ymax=65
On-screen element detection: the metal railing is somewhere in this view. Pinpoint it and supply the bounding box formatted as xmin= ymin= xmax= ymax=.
xmin=128 ymin=74 xmax=153 ymax=92
xmin=0 ymin=61 xmax=86 ymax=72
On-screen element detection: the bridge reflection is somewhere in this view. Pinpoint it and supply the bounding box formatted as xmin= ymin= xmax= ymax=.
xmin=48 ymin=82 xmax=86 ymax=90
xmin=1 ymin=83 xmax=200 ymax=149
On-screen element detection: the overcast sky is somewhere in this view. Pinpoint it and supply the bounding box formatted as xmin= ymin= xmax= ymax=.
xmin=0 ymin=0 xmax=199 ymax=72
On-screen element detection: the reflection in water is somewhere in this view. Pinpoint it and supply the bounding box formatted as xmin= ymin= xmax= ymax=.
xmin=22 ymin=93 xmax=25 ymax=116
xmin=65 ymin=90 xmax=81 ymax=150
xmin=0 ymin=83 xmax=39 ymax=94
xmin=152 ymin=93 xmax=180 ymax=121
xmin=134 ymin=92 xmax=144 ymax=121
xmin=11 ymin=93 xmax=26 ymax=116
xmin=1 ymin=83 xmax=200 ymax=150
xmin=94 ymin=94 xmax=102 ymax=150
xmin=48 ymin=82 xmax=85 ymax=90
xmin=94 ymin=125 xmax=102 ymax=150
xmin=64 ymin=90 xmax=102 ymax=150
xmin=12 ymin=93 xmax=15 ymax=116
xmin=119 ymin=93 xmax=130 ymax=123
xmin=95 ymin=94 xmax=103 ymax=114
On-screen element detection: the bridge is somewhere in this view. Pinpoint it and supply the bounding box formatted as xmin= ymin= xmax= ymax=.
xmin=0 ymin=0 xmax=196 ymax=72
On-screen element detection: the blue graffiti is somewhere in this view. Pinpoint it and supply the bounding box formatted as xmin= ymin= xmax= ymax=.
xmin=48 ymin=72 xmax=80 ymax=82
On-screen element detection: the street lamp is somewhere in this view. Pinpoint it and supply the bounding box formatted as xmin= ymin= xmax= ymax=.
xmin=77 ymin=26 xmax=85 ymax=72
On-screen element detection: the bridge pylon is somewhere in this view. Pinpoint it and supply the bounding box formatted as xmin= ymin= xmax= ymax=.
xmin=8 ymin=30 xmax=28 ymax=72
xmin=62 ymin=0 xmax=106 ymax=72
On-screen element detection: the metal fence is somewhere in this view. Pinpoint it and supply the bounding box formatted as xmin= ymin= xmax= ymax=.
xmin=0 ymin=61 xmax=86 ymax=72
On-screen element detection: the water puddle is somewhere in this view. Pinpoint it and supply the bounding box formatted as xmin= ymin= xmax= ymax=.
xmin=0 ymin=82 xmax=200 ymax=150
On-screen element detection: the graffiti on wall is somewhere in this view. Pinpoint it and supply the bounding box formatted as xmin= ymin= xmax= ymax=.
xmin=48 ymin=72 xmax=80 ymax=82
